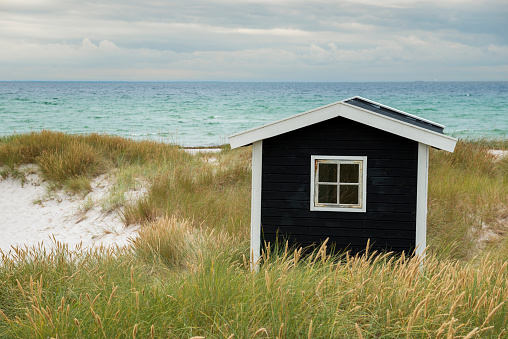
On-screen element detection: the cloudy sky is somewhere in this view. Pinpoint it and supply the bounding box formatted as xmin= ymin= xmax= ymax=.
xmin=1 ymin=0 xmax=507 ymax=81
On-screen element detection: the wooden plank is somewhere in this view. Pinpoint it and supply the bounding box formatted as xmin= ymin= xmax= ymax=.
xmin=263 ymin=148 xmax=417 ymax=160
xmin=262 ymin=168 xmax=418 ymax=181
xmin=262 ymin=164 xmax=417 ymax=177
xmin=261 ymin=243 xmax=414 ymax=256
xmin=261 ymin=182 xmax=417 ymax=194
xmin=276 ymin=134 xmax=415 ymax=145
xmin=262 ymin=195 xmax=416 ymax=206
xmin=369 ymin=177 xmax=417 ymax=186
xmin=263 ymin=158 xmax=418 ymax=173
xmin=261 ymin=207 xmax=416 ymax=221
xmin=264 ymin=236 xmax=414 ymax=250
xmin=262 ymin=233 xmax=414 ymax=249
xmin=263 ymin=225 xmax=416 ymax=238
xmin=261 ymin=216 xmax=416 ymax=227
xmin=263 ymin=223 xmax=414 ymax=235
xmin=366 ymin=194 xmax=416 ymax=204
xmin=367 ymin=168 xmax=417 ymax=177
xmin=370 ymin=159 xmax=418 ymax=168
xmin=369 ymin=186 xmax=417 ymax=195
xmin=262 ymin=190 xmax=415 ymax=203
xmin=262 ymin=187 xmax=415 ymax=197
xmin=262 ymin=200 xmax=415 ymax=213
xmin=263 ymin=141 xmax=418 ymax=153
xmin=260 ymin=239 xmax=414 ymax=255
xmin=262 ymin=217 xmax=416 ymax=230
xmin=263 ymin=174 xmax=416 ymax=186
xmin=263 ymin=140 xmax=418 ymax=151
xmin=262 ymin=173 xmax=310 ymax=183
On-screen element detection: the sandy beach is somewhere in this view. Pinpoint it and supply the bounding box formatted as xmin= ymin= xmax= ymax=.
xmin=0 ymin=165 xmax=142 ymax=254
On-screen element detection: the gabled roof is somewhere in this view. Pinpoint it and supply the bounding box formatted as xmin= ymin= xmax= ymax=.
xmin=228 ymin=96 xmax=457 ymax=152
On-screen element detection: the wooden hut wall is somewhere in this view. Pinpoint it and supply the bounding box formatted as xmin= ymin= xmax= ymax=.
xmin=261 ymin=116 xmax=419 ymax=254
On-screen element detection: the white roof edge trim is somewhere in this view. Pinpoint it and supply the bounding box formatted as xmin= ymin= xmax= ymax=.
xmin=339 ymin=103 xmax=457 ymax=152
xmin=228 ymin=100 xmax=457 ymax=152
xmin=229 ymin=101 xmax=343 ymax=149
xmin=347 ymin=96 xmax=446 ymax=129
xmin=228 ymin=100 xmax=342 ymax=139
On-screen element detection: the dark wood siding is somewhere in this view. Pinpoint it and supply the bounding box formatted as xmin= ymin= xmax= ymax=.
xmin=261 ymin=116 xmax=418 ymax=254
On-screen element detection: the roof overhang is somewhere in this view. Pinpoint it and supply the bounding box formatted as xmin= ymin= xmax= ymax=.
xmin=228 ymin=97 xmax=457 ymax=152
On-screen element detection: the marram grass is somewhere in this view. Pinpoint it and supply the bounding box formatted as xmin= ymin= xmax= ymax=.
xmin=427 ymin=140 xmax=508 ymax=260
xmin=130 ymin=216 xmax=198 ymax=268
xmin=1 ymin=239 xmax=508 ymax=338
xmin=0 ymin=130 xmax=190 ymax=193
xmin=1 ymin=131 xmax=508 ymax=337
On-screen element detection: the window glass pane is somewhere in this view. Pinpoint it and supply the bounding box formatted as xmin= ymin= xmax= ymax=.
xmin=340 ymin=164 xmax=359 ymax=183
xmin=318 ymin=163 xmax=337 ymax=182
xmin=339 ymin=185 xmax=359 ymax=205
xmin=318 ymin=184 xmax=337 ymax=204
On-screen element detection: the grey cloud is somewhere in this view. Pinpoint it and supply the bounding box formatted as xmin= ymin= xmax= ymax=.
xmin=0 ymin=0 xmax=507 ymax=81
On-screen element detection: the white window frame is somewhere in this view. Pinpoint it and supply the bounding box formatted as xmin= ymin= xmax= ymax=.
xmin=310 ymin=155 xmax=367 ymax=212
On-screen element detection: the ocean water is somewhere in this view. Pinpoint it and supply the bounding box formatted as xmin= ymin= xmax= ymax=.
xmin=0 ymin=82 xmax=506 ymax=146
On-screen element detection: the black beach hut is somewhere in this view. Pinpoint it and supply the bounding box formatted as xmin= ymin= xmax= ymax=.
xmin=228 ymin=96 xmax=457 ymax=263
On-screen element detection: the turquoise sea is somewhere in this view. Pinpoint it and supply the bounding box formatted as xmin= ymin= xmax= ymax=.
xmin=0 ymin=82 xmax=506 ymax=147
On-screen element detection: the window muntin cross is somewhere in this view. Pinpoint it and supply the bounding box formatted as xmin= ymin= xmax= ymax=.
xmin=311 ymin=156 xmax=367 ymax=212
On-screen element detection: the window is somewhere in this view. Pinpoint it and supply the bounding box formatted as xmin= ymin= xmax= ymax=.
xmin=310 ymin=156 xmax=367 ymax=212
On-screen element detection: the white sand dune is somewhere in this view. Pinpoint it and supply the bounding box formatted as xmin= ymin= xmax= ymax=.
xmin=0 ymin=166 xmax=141 ymax=254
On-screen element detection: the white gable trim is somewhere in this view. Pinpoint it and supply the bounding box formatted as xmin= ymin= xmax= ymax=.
xmin=339 ymin=103 xmax=456 ymax=152
xmin=229 ymin=102 xmax=341 ymax=149
xmin=229 ymin=99 xmax=457 ymax=152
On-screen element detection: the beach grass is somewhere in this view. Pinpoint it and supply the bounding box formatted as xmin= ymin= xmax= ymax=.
xmin=467 ymin=137 xmax=508 ymax=150
xmin=0 ymin=130 xmax=188 ymax=193
xmin=1 ymin=239 xmax=508 ymax=338
xmin=427 ymin=140 xmax=508 ymax=260
xmin=122 ymin=147 xmax=251 ymax=235
xmin=1 ymin=131 xmax=508 ymax=337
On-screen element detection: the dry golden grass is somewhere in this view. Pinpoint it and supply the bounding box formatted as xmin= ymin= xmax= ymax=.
xmin=122 ymin=146 xmax=251 ymax=236
xmin=428 ymin=140 xmax=508 ymax=260
xmin=130 ymin=216 xmax=197 ymax=268
xmin=37 ymin=140 xmax=103 ymax=182
xmin=1 ymin=239 xmax=508 ymax=338
xmin=2 ymin=131 xmax=508 ymax=337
